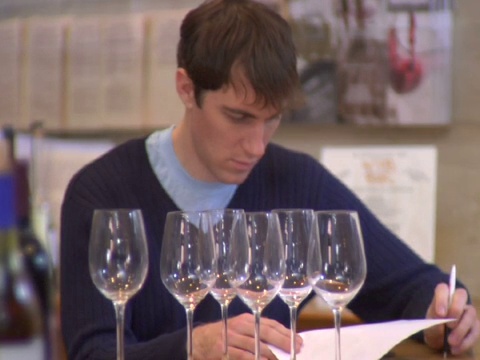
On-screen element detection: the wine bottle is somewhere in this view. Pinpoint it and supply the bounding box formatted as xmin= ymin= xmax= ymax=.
xmin=16 ymin=160 xmax=53 ymax=360
xmin=3 ymin=126 xmax=53 ymax=359
xmin=0 ymin=136 xmax=45 ymax=359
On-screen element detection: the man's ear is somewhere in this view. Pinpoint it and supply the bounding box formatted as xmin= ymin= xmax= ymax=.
xmin=176 ymin=68 xmax=195 ymax=109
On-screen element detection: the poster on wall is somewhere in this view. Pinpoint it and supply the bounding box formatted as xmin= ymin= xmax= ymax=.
xmin=320 ymin=145 xmax=438 ymax=262
xmin=283 ymin=0 xmax=453 ymax=126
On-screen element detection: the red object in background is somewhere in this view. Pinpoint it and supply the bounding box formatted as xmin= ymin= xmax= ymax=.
xmin=389 ymin=11 xmax=423 ymax=94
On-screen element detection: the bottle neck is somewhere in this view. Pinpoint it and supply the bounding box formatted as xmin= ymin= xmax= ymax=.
xmin=14 ymin=161 xmax=33 ymax=230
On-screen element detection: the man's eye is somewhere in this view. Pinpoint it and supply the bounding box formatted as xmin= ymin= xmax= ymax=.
xmin=268 ymin=115 xmax=282 ymax=124
xmin=228 ymin=113 xmax=247 ymax=122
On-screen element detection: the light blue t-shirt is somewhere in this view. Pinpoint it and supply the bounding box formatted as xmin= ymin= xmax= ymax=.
xmin=146 ymin=127 xmax=237 ymax=211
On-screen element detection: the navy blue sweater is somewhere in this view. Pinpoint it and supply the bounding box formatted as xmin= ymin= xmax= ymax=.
xmin=60 ymin=138 xmax=451 ymax=359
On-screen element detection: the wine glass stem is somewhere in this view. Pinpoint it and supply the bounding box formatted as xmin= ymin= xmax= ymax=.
xmin=186 ymin=307 xmax=194 ymax=360
xmin=289 ymin=305 xmax=298 ymax=360
xmin=221 ymin=303 xmax=229 ymax=360
xmin=113 ymin=301 xmax=126 ymax=360
xmin=332 ymin=307 xmax=342 ymax=360
xmin=254 ymin=310 xmax=261 ymax=360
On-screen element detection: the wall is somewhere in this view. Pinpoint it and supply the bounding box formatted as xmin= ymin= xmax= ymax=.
xmin=273 ymin=0 xmax=480 ymax=298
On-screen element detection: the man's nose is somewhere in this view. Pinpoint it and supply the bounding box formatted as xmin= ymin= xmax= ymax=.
xmin=243 ymin=125 xmax=267 ymax=158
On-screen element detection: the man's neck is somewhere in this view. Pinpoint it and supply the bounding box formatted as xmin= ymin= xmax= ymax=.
xmin=172 ymin=120 xmax=212 ymax=183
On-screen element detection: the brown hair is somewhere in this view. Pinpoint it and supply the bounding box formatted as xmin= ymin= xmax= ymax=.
xmin=177 ymin=0 xmax=299 ymax=110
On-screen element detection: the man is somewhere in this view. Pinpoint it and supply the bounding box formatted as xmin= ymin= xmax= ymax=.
xmin=60 ymin=0 xmax=479 ymax=359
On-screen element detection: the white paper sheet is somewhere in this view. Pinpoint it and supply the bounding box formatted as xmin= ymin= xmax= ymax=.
xmin=271 ymin=318 xmax=451 ymax=360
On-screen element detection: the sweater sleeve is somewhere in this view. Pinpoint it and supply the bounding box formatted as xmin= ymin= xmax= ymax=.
xmin=316 ymin=165 xmax=462 ymax=323
xmin=240 ymin=144 xmax=463 ymax=325
xmin=60 ymin=142 xmax=188 ymax=360
xmin=239 ymin=145 xmax=468 ymax=329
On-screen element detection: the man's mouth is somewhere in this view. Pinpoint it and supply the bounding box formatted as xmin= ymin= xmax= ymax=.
xmin=231 ymin=159 xmax=256 ymax=172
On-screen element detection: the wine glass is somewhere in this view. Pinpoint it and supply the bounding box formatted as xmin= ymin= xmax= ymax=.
xmin=307 ymin=210 xmax=367 ymax=360
xmin=273 ymin=208 xmax=314 ymax=360
xmin=89 ymin=209 xmax=149 ymax=360
xmin=160 ymin=210 xmax=217 ymax=360
xmin=230 ymin=211 xmax=285 ymax=360
xmin=207 ymin=208 xmax=247 ymax=360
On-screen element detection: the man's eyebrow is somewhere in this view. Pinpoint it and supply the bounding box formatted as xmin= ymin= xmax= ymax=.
xmin=222 ymin=106 xmax=281 ymax=120
xmin=222 ymin=106 xmax=256 ymax=118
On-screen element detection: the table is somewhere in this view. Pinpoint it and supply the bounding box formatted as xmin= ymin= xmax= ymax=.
xmin=298 ymin=297 xmax=479 ymax=359
xmin=56 ymin=296 xmax=478 ymax=359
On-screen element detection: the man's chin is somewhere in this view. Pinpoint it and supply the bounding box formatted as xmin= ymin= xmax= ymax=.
xmin=219 ymin=171 xmax=250 ymax=185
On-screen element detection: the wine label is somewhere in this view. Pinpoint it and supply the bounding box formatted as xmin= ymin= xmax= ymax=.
xmin=0 ymin=174 xmax=15 ymax=229
xmin=0 ymin=337 xmax=44 ymax=359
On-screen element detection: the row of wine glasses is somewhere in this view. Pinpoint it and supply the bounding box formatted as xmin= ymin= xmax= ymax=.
xmin=88 ymin=208 xmax=366 ymax=360
xmin=160 ymin=209 xmax=284 ymax=360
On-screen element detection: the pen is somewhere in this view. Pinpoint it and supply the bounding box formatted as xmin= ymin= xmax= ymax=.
xmin=443 ymin=264 xmax=456 ymax=358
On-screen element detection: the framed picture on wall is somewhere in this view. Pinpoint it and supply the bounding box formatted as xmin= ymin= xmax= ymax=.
xmin=320 ymin=145 xmax=438 ymax=261
xmin=283 ymin=0 xmax=453 ymax=126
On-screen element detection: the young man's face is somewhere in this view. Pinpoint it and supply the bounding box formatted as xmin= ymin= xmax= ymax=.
xmin=184 ymin=75 xmax=282 ymax=184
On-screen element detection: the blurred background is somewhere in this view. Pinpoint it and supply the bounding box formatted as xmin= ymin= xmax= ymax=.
xmin=0 ymin=0 xmax=479 ymax=358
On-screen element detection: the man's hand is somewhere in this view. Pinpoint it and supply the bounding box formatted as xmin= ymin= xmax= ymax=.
xmin=192 ymin=313 xmax=302 ymax=359
xmin=424 ymin=283 xmax=480 ymax=355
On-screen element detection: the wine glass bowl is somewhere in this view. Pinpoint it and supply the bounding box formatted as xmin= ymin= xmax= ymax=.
xmin=273 ymin=208 xmax=314 ymax=360
xmin=308 ymin=276 xmax=363 ymax=309
xmin=89 ymin=209 xmax=149 ymax=360
xmin=307 ymin=210 xmax=366 ymax=360
xmin=230 ymin=211 xmax=285 ymax=360
xmin=160 ymin=210 xmax=217 ymax=360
